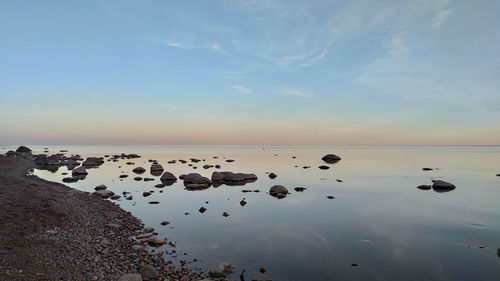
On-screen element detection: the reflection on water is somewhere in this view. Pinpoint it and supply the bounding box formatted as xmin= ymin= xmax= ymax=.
xmin=27 ymin=145 xmax=500 ymax=281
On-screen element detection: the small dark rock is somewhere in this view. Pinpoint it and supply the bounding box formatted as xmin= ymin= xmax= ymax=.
xmin=294 ymin=187 xmax=306 ymax=192
xmin=240 ymin=200 xmax=247 ymax=206
xmin=327 ymin=196 xmax=335 ymax=199
xmin=199 ymin=207 xmax=207 ymax=213
xmin=268 ymin=172 xmax=277 ymax=179
xmin=417 ymin=185 xmax=431 ymax=190
xmin=222 ymin=212 xmax=229 ymax=217
xmin=319 ymin=165 xmax=330 ymax=170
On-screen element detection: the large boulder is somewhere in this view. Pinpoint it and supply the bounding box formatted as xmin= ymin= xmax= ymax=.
xmin=160 ymin=172 xmax=177 ymax=185
xmin=322 ymin=154 xmax=341 ymax=163
xmin=209 ymin=263 xmax=235 ymax=278
xmin=432 ymin=180 xmax=456 ymax=192
xmin=269 ymin=185 xmax=288 ymax=199
xmin=183 ymin=173 xmax=212 ymax=190
xmin=15 ymin=146 xmax=32 ymax=157
xmin=211 ymin=171 xmax=257 ymax=186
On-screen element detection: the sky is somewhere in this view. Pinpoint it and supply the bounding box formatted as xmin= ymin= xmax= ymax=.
xmin=1 ymin=0 xmax=499 ymax=145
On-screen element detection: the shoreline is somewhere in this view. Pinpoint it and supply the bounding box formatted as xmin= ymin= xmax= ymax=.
xmin=0 ymin=154 xmax=205 ymax=281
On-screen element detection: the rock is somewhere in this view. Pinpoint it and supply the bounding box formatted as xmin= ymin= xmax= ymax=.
xmin=110 ymin=195 xmax=121 ymax=200
xmin=260 ymin=268 xmax=266 ymax=273
xmin=497 ymin=248 xmax=500 ymax=258
xmin=240 ymin=200 xmax=247 ymax=206
xmin=432 ymin=180 xmax=456 ymax=192
xmin=131 ymin=245 xmax=144 ymax=251
xmin=143 ymin=192 xmax=151 ymax=197
xmin=145 ymin=237 xmax=166 ymax=246
xmin=422 ymin=167 xmax=433 ymax=171
xmin=143 ymin=177 xmax=154 ymax=181
xmin=225 ymin=159 xmax=235 ymax=163
xmin=160 ymin=172 xmax=177 ymax=185
xmin=183 ymin=173 xmax=212 ymax=190
xmin=134 ymin=177 xmax=142 ymax=181
xmin=15 ymin=146 xmax=32 ymax=157
xmin=136 ymin=232 xmax=154 ymax=239
xmin=62 ymin=177 xmax=78 ymax=183
xmin=94 ymin=184 xmax=107 ymax=190
xmin=496 ymin=174 xmax=500 ymax=177
xmin=160 ymin=221 xmax=170 ymax=226
xmin=327 ymin=196 xmax=335 ymax=199
xmin=143 ymin=226 xmax=154 ymax=233
xmin=209 ymin=263 xmax=235 ymax=278
xmin=150 ymin=163 xmax=164 ymax=172
xmin=16 ymin=146 xmax=32 ymax=153
xmin=119 ymin=174 xmax=129 ymax=178
xmin=148 ymin=201 xmax=159 ymax=204
xmin=268 ymin=172 xmax=277 ymax=179
xmin=154 ymin=184 xmax=165 ymax=188
xmin=93 ymin=190 xmax=115 ymax=198
xmin=82 ymin=157 xmax=104 ymax=167
xmin=211 ymin=171 xmax=257 ymax=186
xmin=126 ymin=196 xmax=133 ymax=200
xmin=269 ymin=185 xmax=288 ymax=199
xmin=199 ymin=207 xmax=207 ymax=213
xmin=117 ymin=273 xmax=142 ymax=281
xmin=72 ymin=166 xmax=88 ymax=176
xmin=140 ymin=265 xmax=159 ymax=279
xmin=222 ymin=212 xmax=229 ymax=217
xmin=318 ymin=165 xmax=330 ymax=170
xmin=133 ymin=167 xmax=146 ymax=174
xmin=303 ymin=166 xmax=311 ymax=169
xmin=417 ymin=185 xmax=431 ymax=190
xmin=294 ymin=187 xmax=306 ymax=192
xmin=322 ymin=154 xmax=341 ymax=163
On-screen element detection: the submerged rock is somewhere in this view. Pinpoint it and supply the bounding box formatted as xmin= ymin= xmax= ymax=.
xmin=417 ymin=185 xmax=432 ymax=190
xmin=294 ymin=187 xmax=306 ymax=192
xmin=240 ymin=199 xmax=247 ymax=206
xmin=62 ymin=177 xmax=78 ymax=183
xmin=432 ymin=180 xmax=456 ymax=192
xmin=327 ymin=196 xmax=335 ymax=199
xmin=269 ymin=185 xmax=288 ymax=199
xmin=209 ymin=263 xmax=235 ymax=278
xmin=82 ymin=157 xmax=104 ymax=167
xmin=199 ymin=207 xmax=207 ymax=213
xmin=322 ymin=154 xmax=341 ymax=163
xmin=268 ymin=172 xmax=277 ymax=179
xmin=318 ymin=165 xmax=330 ymax=170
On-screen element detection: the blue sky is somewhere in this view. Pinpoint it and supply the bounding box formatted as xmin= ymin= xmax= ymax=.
xmin=1 ymin=0 xmax=499 ymax=145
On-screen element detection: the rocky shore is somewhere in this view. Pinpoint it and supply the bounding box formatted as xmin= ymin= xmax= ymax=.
xmin=0 ymin=153 xmax=206 ymax=281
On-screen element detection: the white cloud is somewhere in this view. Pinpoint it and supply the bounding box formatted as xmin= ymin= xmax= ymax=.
xmin=232 ymin=85 xmax=252 ymax=94
xmin=433 ymin=9 xmax=452 ymax=28
xmin=276 ymin=88 xmax=314 ymax=97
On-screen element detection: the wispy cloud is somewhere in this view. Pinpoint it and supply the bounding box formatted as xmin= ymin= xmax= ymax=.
xmin=232 ymin=85 xmax=253 ymax=94
xmin=276 ymin=88 xmax=315 ymax=98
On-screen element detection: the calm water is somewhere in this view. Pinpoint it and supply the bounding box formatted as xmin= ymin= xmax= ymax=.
xmin=15 ymin=145 xmax=500 ymax=280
